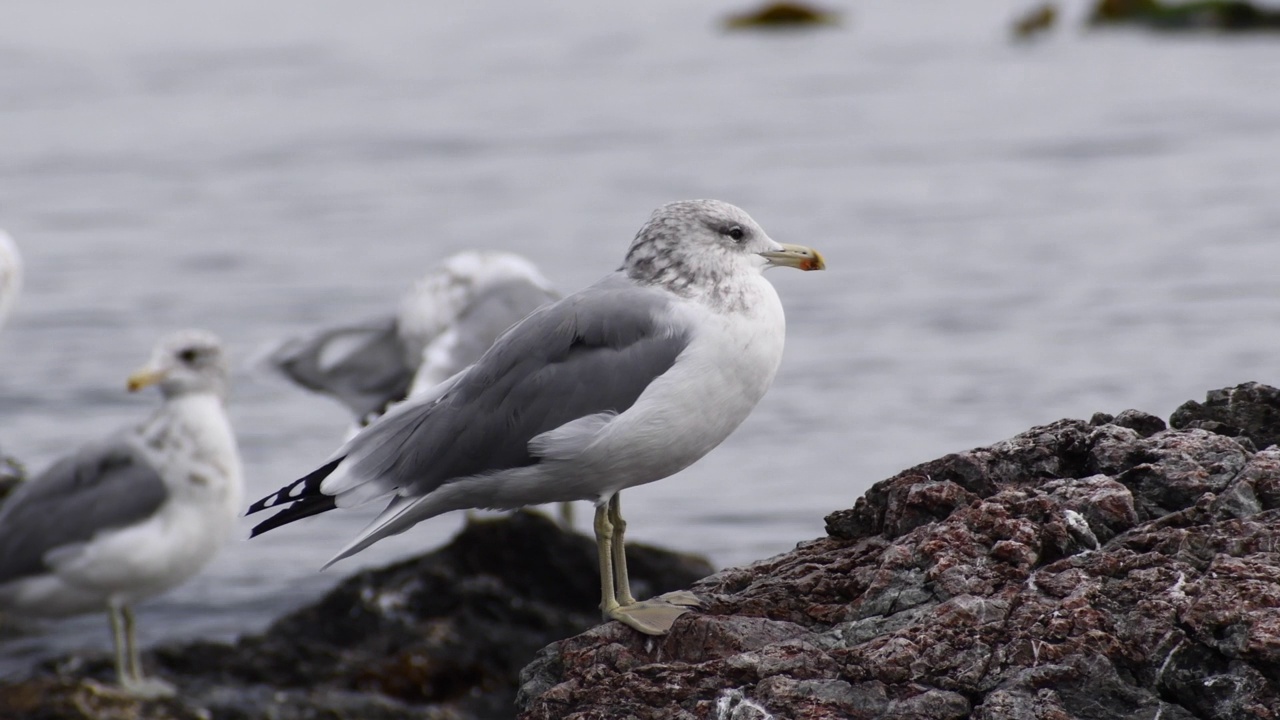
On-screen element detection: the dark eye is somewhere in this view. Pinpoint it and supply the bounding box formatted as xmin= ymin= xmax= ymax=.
xmin=178 ymin=348 xmax=199 ymax=363
xmin=724 ymin=225 xmax=745 ymax=242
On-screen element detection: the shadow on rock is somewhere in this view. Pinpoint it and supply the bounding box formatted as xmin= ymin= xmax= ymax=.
xmin=0 ymin=511 xmax=712 ymax=720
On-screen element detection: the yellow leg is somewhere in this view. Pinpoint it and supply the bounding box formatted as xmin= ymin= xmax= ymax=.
xmin=108 ymin=603 xmax=130 ymax=687
xmin=113 ymin=604 xmax=176 ymax=698
xmin=558 ymin=501 xmax=575 ymax=529
xmin=608 ymin=494 xmax=636 ymax=606
xmin=593 ymin=501 xmax=620 ymax=617
xmin=123 ymin=605 xmax=143 ymax=682
xmin=594 ymin=492 xmax=701 ymax=636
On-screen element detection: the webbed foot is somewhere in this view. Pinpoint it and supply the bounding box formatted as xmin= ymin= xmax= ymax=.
xmin=120 ymin=675 xmax=177 ymax=699
xmin=606 ymin=592 xmax=702 ymax=635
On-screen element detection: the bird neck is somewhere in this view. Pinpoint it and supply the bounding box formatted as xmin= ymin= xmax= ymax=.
xmin=140 ymin=394 xmax=239 ymax=471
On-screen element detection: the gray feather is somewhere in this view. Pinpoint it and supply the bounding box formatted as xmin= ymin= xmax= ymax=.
xmin=331 ymin=274 xmax=690 ymax=502
xmin=267 ymin=315 xmax=415 ymax=421
xmin=0 ymin=439 xmax=169 ymax=584
xmin=412 ymin=279 xmax=559 ymax=389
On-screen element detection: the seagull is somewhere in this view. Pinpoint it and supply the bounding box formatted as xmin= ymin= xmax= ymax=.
xmin=248 ymin=200 xmax=825 ymax=635
xmin=264 ymin=250 xmax=559 ymax=427
xmin=265 ymin=250 xmax=574 ymax=525
xmin=0 ymin=229 xmax=21 ymax=333
xmin=0 ymin=330 xmax=243 ymax=696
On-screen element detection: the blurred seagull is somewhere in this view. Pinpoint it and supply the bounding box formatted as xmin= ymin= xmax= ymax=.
xmin=0 ymin=229 xmax=21 ymax=333
xmin=0 ymin=330 xmax=243 ymax=697
xmin=248 ymin=200 xmax=824 ymax=635
xmin=265 ymin=250 xmax=574 ymax=526
xmin=265 ymin=250 xmax=560 ymax=427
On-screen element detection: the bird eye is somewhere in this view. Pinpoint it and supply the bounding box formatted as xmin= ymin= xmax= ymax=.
xmin=723 ymin=225 xmax=745 ymax=242
xmin=178 ymin=348 xmax=199 ymax=363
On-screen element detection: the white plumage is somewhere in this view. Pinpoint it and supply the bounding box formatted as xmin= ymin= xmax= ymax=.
xmin=250 ymin=200 xmax=825 ymax=636
xmin=0 ymin=330 xmax=243 ymax=697
xmin=0 ymin=229 xmax=21 ymax=333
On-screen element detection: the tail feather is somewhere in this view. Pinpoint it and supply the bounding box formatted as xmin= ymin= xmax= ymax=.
xmin=247 ymin=457 xmax=344 ymax=537
xmin=321 ymin=493 xmax=421 ymax=569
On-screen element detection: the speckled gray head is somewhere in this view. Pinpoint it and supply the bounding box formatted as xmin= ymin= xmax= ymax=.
xmin=127 ymin=329 xmax=230 ymax=399
xmin=622 ymin=200 xmax=825 ymax=299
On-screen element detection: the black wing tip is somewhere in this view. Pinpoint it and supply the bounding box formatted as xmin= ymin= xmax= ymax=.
xmin=249 ymin=495 xmax=339 ymax=537
xmin=245 ymin=456 xmax=345 ymax=531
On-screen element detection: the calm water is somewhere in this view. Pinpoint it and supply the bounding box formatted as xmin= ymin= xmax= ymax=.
xmin=2 ymin=0 xmax=1280 ymax=676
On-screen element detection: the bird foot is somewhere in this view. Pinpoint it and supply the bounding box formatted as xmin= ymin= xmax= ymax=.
xmin=655 ymin=590 xmax=702 ymax=607
xmin=606 ymin=591 xmax=702 ymax=635
xmin=120 ymin=675 xmax=177 ymax=699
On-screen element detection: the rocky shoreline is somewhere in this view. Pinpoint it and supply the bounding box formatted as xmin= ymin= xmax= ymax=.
xmin=3 ymin=383 xmax=1279 ymax=719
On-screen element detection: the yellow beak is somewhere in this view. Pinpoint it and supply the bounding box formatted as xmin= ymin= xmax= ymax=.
xmin=126 ymin=367 xmax=166 ymax=392
xmin=759 ymin=243 xmax=826 ymax=271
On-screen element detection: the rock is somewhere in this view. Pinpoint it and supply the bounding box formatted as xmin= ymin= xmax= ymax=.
xmin=518 ymin=388 xmax=1280 ymax=719
xmin=0 ymin=447 xmax=23 ymax=502
xmin=0 ymin=677 xmax=203 ymax=720
xmin=723 ymin=2 xmax=840 ymax=30
xmin=1088 ymin=0 xmax=1280 ymax=32
xmin=0 ymin=511 xmax=713 ymax=720
xmin=1171 ymin=381 xmax=1280 ymax=451
xmin=1011 ymin=3 xmax=1058 ymax=40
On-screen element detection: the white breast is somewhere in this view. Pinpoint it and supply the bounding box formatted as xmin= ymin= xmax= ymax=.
xmin=70 ymin=395 xmax=243 ymax=605
xmin=581 ymin=275 xmax=787 ymax=497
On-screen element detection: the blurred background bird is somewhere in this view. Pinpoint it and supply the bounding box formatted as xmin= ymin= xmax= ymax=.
xmin=0 ymin=230 xmax=21 ymax=336
xmin=262 ymin=250 xmax=559 ymax=429
xmin=0 ymin=330 xmax=243 ymax=697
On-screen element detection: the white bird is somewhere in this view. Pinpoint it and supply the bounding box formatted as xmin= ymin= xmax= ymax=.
xmin=248 ymin=200 xmax=824 ymax=635
xmin=264 ymin=250 xmax=559 ymax=427
xmin=0 ymin=229 xmax=21 ymax=333
xmin=265 ymin=250 xmax=574 ymax=526
xmin=0 ymin=330 xmax=244 ymax=697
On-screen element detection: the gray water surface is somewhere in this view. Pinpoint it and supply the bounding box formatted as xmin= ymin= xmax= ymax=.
xmin=2 ymin=0 xmax=1279 ymax=676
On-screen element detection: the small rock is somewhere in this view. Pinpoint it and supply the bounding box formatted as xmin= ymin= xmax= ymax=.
xmin=1012 ymin=3 xmax=1058 ymax=40
xmin=1171 ymin=381 xmax=1280 ymax=450
xmin=723 ymin=2 xmax=840 ymax=30
xmin=1111 ymin=408 xmax=1167 ymax=437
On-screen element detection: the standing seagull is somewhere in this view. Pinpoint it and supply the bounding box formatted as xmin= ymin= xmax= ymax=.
xmin=248 ymin=200 xmax=824 ymax=635
xmin=0 ymin=229 xmax=21 ymax=333
xmin=0 ymin=330 xmax=244 ymax=696
xmin=265 ymin=250 xmax=559 ymax=427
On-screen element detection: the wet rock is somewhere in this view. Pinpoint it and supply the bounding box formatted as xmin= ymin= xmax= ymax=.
xmin=723 ymin=2 xmax=840 ymax=30
xmin=518 ymin=387 xmax=1280 ymax=719
xmin=1 ymin=511 xmax=712 ymax=720
xmin=1089 ymin=0 xmax=1280 ymax=32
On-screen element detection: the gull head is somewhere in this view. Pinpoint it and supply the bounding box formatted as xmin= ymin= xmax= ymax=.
xmin=397 ymin=250 xmax=557 ymax=360
xmin=127 ymin=329 xmax=230 ymax=399
xmin=622 ymin=200 xmax=824 ymax=298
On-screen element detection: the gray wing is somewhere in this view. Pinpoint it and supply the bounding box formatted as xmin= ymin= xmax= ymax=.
xmin=248 ymin=274 xmax=689 ymax=533
xmin=0 ymin=439 xmax=168 ymax=584
xmin=266 ymin=315 xmax=415 ymax=421
xmin=409 ymin=278 xmax=559 ymax=392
